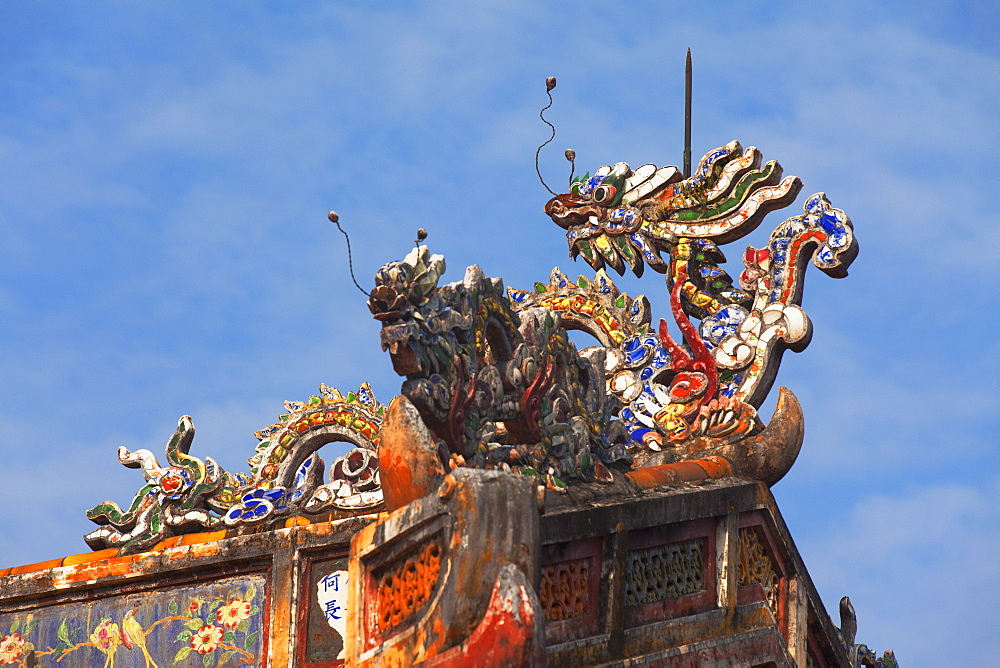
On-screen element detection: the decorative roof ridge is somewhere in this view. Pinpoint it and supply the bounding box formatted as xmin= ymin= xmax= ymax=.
xmin=77 ymin=142 xmax=857 ymax=555
xmin=0 ymin=514 xmax=379 ymax=577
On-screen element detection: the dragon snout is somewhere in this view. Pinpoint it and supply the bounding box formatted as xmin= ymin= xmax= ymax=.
xmin=544 ymin=194 xmax=601 ymax=229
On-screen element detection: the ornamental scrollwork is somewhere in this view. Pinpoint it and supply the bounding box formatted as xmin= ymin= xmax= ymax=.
xmin=85 ymin=384 xmax=385 ymax=554
xmin=737 ymin=527 xmax=779 ymax=616
xmin=540 ymin=558 xmax=591 ymax=622
xmin=624 ymin=539 xmax=705 ymax=606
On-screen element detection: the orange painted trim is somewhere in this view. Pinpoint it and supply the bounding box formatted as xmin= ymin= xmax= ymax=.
xmin=49 ymin=553 xmax=145 ymax=585
xmin=283 ymin=516 xmax=312 ymax=528
xmin=9 ymin=557 xmax=64 ymax=575
xmin=150 ymin=536 xmax=184 ymax=552
xmin=179 ymin=529 xmax=229 ymax=546
xmin=694 ymin=455 xmax=734 ymax=478
xmin=625 ymin=456 xmax=733 ymax=489
xmin=62 ymin=548 xmax=119 ymax=567
xmin=625 ymin=466 xmax=682 ymax=488
xmin=2 ymin=517 xmax=370 ymax=578
xmin=0 ymin=532 xmax=240 ymax=576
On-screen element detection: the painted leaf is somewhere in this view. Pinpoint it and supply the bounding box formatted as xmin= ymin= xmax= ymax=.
xmin=224 ymin=630 xmax=237 ymax=644
xmin=57 ymin=618 xmax=69 ymax=643
xmin=175 ymin=629 xmax=194 ymax=642
xmin=185 ymin=617 xmax=206 ymax=630
xmin=244 ymin=584 xmax=256 ymax=602
xmin=168 ymin=599 xmax=179 ymax=616
xmin=244 ymin=630 xmax=260 ymax=649
xmin=249 ymin=605 xmax=260 ymax=616
xmin=174 ymin=646 xmax=192 ymax=664
xmin=10 ymin=619 xmax=19 ymax=633
xmin=202 ymin=651 xmax=214 ymax=667
xmin=236 ymin=619 xmax=250 ymax=634
xmin=220 ymin=650 xmax=236 ymax=665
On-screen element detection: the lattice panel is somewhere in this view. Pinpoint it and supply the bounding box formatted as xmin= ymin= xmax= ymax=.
xmin=375 ymin=540 xmax=442 ymax=633
xmin=540 ymin=557 xmax=591 ymax=622
xmin=737 ymin=527 xmax=779 ymax=615
xmin=624 ymin=538 xmax=705 ymax=606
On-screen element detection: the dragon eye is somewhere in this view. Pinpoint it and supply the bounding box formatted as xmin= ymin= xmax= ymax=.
xmin=593 ymin=184 xmax=617 ymax=204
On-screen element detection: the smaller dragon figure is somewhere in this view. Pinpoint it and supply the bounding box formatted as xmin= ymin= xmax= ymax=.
xmin=85 ymin=384 xmax=386 ymax=554
xmin=368 ymin=245 xmax=630 ymax=490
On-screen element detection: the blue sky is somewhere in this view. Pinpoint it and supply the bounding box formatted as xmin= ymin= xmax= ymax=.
xmin=1 ymin=2 xmax=997 ymax=664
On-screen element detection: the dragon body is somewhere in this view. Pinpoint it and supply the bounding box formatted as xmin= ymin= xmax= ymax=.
xmin=85 ymin=384 xmax=386 ymax=553
xmin=536 ymin=141 xmax=857 ymax=462
xmin=368 ymin=246 xmax=629 ymax=489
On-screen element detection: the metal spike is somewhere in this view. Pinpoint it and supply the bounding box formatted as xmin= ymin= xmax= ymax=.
xmin=684 ymin=49 xmax=692 ymax=178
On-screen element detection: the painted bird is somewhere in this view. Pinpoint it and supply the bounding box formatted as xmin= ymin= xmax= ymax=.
xmin=121 ymin=609 xmax=159 ymax=667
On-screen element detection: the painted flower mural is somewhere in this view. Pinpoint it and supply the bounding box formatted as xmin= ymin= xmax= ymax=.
xmin=216 ymin=600 xmax=251 ymax=629
xmin=191 ymin=624 xmax=223 ymax=654
xmin=0 ymin=633 xmax=24 ymax=665
xmin=89 ymin=618 xmax=120 ymax=651
xmin=0 ymin=576 xmax=264 ymax=666
xmin=170 ymin=588 xmax=261 ymax=665
xmin=89 ymin=618 xmax=120 ymax=666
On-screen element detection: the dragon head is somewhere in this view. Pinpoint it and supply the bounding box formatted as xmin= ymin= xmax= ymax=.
xmin=368 ymin=245 xmax=446 ymax=324
xmin=544 ymin=161 xmax=680 ymax=276
xmin=543 ymin=141 xmax=803 ymax=277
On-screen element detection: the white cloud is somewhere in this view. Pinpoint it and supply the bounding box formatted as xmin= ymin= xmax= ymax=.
xmin=798 ymin=478 xmax=1000 ymax=665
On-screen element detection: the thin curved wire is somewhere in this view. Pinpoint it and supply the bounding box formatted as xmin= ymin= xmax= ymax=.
xmin=329 ymin=215 xmax=371 ymax=297
xmin=535 ymin=89 xmax=557 ymax=196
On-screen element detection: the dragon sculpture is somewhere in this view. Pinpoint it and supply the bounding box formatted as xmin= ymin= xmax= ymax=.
xmin=84 ymin=140 xmax=856 ymax=554
xmin=531 ymin=140 xmax=857 ymax=466
xmin=368 ymin=140 xmax=856 ymax=482
xmin=85 ymin=384 xmax=386 ymax=553
xmin=367 ymin=246 xmax=630 ymax=489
